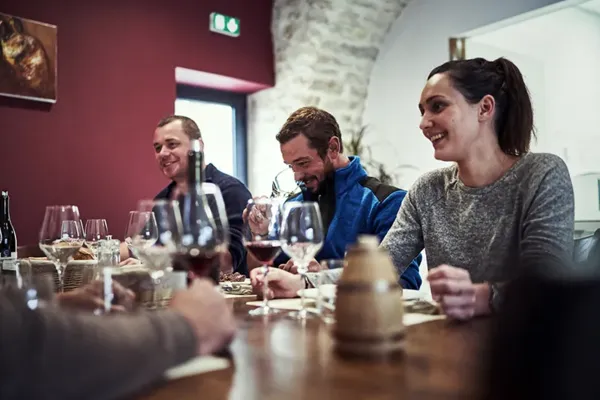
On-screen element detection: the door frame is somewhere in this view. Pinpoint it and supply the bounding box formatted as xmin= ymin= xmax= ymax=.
xmin=175 ymin=84 xmax=248 ymax=184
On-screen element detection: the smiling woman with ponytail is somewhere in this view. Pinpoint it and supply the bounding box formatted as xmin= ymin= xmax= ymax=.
xmin=376 ymin=56 xmax=575 ymax=320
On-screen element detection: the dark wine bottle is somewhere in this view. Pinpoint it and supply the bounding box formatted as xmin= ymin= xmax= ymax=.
xmin=174 ymin=139 xmax=219 ymax=285
xmin=0 ymin=190 xmax=17 ymax=278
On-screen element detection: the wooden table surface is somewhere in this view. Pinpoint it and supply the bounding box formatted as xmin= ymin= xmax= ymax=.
xmin=138 ymin=298 xmax=491 ymax=400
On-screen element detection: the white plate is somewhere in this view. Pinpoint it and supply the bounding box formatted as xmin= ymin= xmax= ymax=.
xmin=297 ymin=284 xmax=336 ymax=299
xmin=219 ymin=278 xmax=250 ymax=286
xmin=298 ymin=285 xmax=423 ymax=301
xmin=402 ymin=289 xmax=423 ymax=301
xmin=164 ymin=355 xmax=229 ymax=381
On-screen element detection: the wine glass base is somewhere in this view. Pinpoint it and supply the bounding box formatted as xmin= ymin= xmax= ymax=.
xmin=248 ymin=306 xmax=279 ymax=316
xmin=287 ymin=309 xmax=317 ymax=320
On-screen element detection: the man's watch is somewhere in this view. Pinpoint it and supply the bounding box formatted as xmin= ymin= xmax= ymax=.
xmin=488 ymin=283 xmax=502 ymax=313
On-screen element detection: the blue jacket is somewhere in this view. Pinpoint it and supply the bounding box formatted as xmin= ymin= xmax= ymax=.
xmin=274 ymin=156 xmax=422 ymax=289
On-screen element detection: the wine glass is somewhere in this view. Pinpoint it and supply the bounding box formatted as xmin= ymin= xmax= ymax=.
xmin=280 ymin=201 xmax=324 ymax=320
xmin=39 ymin=205 xmax=84 ymax=292
xmin=243 ymin=197 xmax=283 ymax=316
xmin=271 ymin=167 xmax=302 ymax=200
xmin=134 ymin=200 xmax=182 ymax=280
xmin=202 ymin=183 xmax=230 ymax=275
xmin=84 ymin=219 xmax=109 ymax=257
xmin=124 ymin=211 xmax=158 ymax=262
xmin=177 ymin=182 xmax=220 ymax=284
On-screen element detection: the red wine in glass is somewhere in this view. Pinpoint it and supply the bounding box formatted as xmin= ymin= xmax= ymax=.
xmin=173 ymin=247 xmax=221 ymax=285
xmin=245 ymin=241 xmax=282 ymax=265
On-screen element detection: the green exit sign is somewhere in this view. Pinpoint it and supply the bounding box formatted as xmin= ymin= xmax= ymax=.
xmin=210 ymin=12 xmax=240 ymax=37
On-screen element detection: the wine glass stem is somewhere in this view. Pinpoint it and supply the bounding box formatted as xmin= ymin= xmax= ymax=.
xmin=261 ymin=264 xmax=270 ymax=310
xmin=56 ymin=262 xmax=66 ymax=293
xmin=299 ymin=267 xmax=307 ymax=318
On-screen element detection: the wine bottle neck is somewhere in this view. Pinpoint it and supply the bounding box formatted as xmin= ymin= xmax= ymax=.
xmin=187 ymin=139 xmax=204 ymax=185
xmin=0 ymin=192 xmax=10 ymax=223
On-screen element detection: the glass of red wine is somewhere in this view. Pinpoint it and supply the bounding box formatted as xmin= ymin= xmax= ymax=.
xmin=177 ymin=183 xmax=227 ymax=285
xmin=244 ymin=197 xmax=283 ymax=316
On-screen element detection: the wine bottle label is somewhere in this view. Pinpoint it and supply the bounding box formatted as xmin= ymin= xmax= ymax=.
xmin=1 ymin=259 xmax=17 ymax=271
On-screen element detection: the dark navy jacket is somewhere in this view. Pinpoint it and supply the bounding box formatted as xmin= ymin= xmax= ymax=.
xmin=274 ymin=156 xmax=422 ymax=289
xmin=155 ymin=164 xmax=252 ymax=276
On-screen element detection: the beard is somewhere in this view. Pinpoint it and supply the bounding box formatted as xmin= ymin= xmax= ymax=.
xmin=300 ymin=159 xmax=335 ymax=194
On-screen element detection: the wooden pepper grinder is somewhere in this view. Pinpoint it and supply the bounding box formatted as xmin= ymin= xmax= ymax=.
xmin=333 ymin=235 xmax=405 ymax=358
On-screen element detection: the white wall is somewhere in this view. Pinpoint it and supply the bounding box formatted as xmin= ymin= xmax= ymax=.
xmin=464 ymin=41 xmax=547 ymax=144
xmin=363 ymin=0 xmax=567 ymax=189
xmin=247 ymin=0 xmax=409 ymax=197
xmin=466 ymin=5 xmax=600 ymax=220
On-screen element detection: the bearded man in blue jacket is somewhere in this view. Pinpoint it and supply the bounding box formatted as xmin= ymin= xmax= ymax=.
xmin=270 ymin=106 xmax=421 ymax=289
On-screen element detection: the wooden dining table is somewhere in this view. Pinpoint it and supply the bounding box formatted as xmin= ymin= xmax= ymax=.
xmin=137 ymin=297 xmax=492 ymax=400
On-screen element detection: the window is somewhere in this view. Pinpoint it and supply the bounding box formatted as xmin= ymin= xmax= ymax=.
xmin=175 ymin=85 xmax=247 ymax=183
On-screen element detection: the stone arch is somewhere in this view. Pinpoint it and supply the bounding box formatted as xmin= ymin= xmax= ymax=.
xmin=247 ymin=0 xmax=411 ymax=194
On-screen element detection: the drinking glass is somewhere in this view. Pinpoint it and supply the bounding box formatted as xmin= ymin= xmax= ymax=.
xmin=271 ymin=167 xmax=302 ymax=200
xmin=130 ymin=201 xmax=181 ymax=280
xmin=243 ymin=197 xmax=283 ymax=316
xmin=177 ymin=182 xmax=221 ymax=284
xmin=280 ymin=201 xmax=324 ymax=320
xmin=84 ymin=219 xmax=109 ymax=257
xmin=39 ymin=205 xmax=84 ymax=292
xmin=318 ymin=259 xmax=344 ymax=324
xmin=201 ymin=183 xmax=230 ymax=277
xmin=124 ymin=210 xmax=158 ymax=260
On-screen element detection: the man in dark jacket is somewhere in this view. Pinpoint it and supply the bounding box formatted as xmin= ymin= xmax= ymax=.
xmin=121 ymin=115 xmax=251 ymax=276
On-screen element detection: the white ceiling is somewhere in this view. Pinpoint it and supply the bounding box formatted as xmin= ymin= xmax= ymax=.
xmin=579 ymin=0 xmax=600 ymax=16
xmin=468 ymin=0 xmax=600 ymax=60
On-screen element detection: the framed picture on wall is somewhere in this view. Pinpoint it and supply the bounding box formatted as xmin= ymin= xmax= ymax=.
xmin=0 ymin=12 xmax=57 ymax=103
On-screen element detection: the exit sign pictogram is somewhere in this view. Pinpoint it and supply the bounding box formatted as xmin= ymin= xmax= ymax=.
xmin=210 ymin=12 xmax=240 ymax=37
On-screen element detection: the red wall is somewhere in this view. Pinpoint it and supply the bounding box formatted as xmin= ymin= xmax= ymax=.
xmin=0 ymin=0 xmax=273 ymax=245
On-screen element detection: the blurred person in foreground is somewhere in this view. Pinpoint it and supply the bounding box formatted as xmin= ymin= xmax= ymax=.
xmin=251 ymin=57 xmax=574 ymax=321
xmin=120 ymin=115 xmax=252 ymax=276
xmin=0 ymin=278 xmax=235 ymax=400
xmin=247 ymin=106 xmax=422 ymax=289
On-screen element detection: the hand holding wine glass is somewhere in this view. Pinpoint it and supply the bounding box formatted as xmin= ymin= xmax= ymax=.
xmin=243 ymin=197 xmax=283 ymax=316
xmin=243 ymin=196 xmax=272 ymax=236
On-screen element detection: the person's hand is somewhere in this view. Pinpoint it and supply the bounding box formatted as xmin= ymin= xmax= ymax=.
xmin=242 ymin=196 xmax=271 ymax=235
xmin=57 ymin=281 xmax=135 ymax=313
xmin=250 ymin=267 xmax=304 ymax=299
xmin=119 ymin=257 xmax=141 ymax=266
xmin=169 ymin=279 xmax=236 ymax=356
xmin=428 ymin=264 xmax=476 ymax=320
xmin=279 ymin=259 xmax=322 ymax=274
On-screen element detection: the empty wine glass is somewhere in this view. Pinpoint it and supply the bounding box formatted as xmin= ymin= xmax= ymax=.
xmin=280 ymin=201 xmax=324 ymax=320
xmin=84 ymin=219 xmax=109 ymax=257
xmin=135 ymin=200 xmax=182 ymax=280
xmin=271 ymin=167 xmax=302 ymax=200
xmin=243 ymin=197 xmax=283 ymax=316
xmin=39 ymin=205 xmax=84 ymax=292
xmin=124 ymin=211 xmax=158 ymax=261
